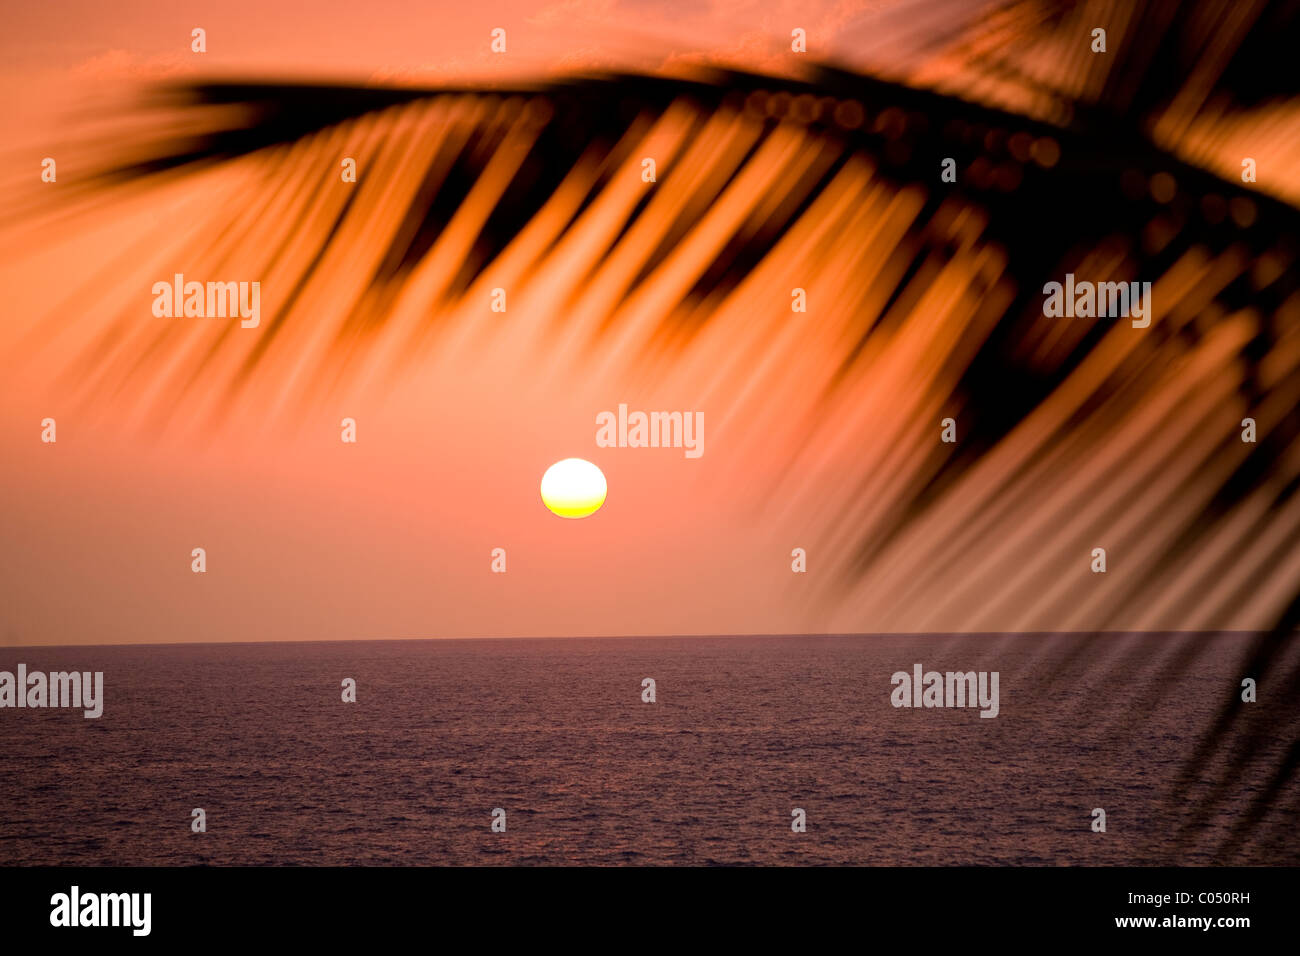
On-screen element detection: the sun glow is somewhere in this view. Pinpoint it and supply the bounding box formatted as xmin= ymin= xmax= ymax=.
xmin=540 ymin=458 xmax=607 ymax=519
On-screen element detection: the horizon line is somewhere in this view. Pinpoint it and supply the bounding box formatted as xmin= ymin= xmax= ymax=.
xmin=0 ymin=629 xmax=1289 ymax=651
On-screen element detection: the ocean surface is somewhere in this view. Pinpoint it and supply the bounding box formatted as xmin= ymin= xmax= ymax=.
xmin=1 ymin=634 xmax=1295 ymax=865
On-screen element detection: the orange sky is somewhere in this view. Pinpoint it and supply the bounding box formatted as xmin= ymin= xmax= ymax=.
xmin=2 ymin=0 xmax=1295 ymax=645
xmin=0 ymin=1 xmax=921 ymax=646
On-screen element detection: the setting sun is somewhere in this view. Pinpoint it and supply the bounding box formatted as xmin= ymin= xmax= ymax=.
xmin=540 ymin=458 xmax=607 ymax=518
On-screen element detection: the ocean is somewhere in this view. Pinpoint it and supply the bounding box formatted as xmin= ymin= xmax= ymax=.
xmin=1 ymin=634 xmax=1293 ymax=865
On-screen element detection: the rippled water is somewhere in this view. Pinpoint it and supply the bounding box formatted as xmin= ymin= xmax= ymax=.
xmin=1 ymin=635 xmax=1293 ymax=865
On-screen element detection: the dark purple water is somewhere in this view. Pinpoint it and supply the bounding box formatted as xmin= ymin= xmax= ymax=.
xmin=1 ymin=634 xmax=1294 ymax=865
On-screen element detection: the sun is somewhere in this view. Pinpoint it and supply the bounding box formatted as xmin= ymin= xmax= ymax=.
xmin=540 ymin=458 xmax=607 ymax=518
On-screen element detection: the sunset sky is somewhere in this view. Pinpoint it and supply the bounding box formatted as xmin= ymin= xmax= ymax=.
xmin=2 ymin=0 xmax=1295 ymax=645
